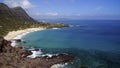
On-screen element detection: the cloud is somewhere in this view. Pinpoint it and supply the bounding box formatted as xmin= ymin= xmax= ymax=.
xmin=36 ymin=12 xmax=58 ymax=16
xmin=3 ymin=0 xmax=35 ymax=9
xmin=35 ymin=12 xmax=82 ymax=17
xmin=46 ymin=13 xmax=58 ymax=16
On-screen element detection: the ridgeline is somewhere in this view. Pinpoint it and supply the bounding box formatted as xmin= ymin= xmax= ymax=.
xmin=0 ymin=3 xmax=68 ymax=36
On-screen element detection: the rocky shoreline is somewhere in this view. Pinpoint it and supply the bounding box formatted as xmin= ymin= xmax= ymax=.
xmin=0 ymin=36 xmax=74 ymax=68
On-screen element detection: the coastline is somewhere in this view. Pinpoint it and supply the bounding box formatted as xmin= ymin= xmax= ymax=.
xmin=3 ymin=27 xmax=74 ymax=68
xmin=4 ymin=27 xmax=46 ymax=41
xmin=0 ymin=35 xmax=75 ymax=68
xmin=0 ymin=3 xmax=74 ymax=68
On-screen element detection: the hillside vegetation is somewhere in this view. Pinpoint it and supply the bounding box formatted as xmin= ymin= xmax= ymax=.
xmin=0 ymin=3 xmax=68 ymax=36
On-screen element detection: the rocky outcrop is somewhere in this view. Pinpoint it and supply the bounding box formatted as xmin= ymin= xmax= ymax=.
xmin=0 ymin=36 xmax=32 ymax=57
xmin=0 ymin=36 xmax=74 ymax=68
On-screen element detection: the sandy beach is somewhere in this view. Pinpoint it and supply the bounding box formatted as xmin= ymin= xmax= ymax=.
xmin=4 ymin=27 xmax=46 ymax=41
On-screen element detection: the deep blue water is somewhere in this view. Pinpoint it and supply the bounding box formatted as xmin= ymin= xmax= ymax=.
xmin=21 ymin=20 xmax=120 ymax=68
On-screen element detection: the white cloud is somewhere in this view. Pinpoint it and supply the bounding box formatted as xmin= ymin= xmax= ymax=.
xmin=46 ymin=13 xmax=58 ymax=16
xmin=3 ymin=0 xmax=35 ymax=9
xmin=36 ymin=12 xmax=58 ymax=16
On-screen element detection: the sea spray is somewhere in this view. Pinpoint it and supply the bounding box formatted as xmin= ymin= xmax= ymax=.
xmin=27 ymin=47 xmax=60 ymax=58
xmin=11 ymin=40 xmax=16 ymax=47
xmin=50 ymin=63 xmax=68 ymax=68
xmin=27 ymin=48 xmax=43 ymax=58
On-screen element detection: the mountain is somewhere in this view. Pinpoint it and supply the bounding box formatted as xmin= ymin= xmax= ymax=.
xmin=0 ymin=3 xmax=37 ymax=36
xmin=12 ymin=7 xmax=36 ymax=22
xmin=0 ymin=3 xmax=69 ymax=36
xmin=0 ymin=3 xmax=36 ymax=23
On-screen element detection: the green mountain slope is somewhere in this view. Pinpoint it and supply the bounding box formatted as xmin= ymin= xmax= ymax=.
xmin=0 ymin=3 xmax=68 ymax=36
xmin=0 ymin=3 xmax=39 ymax=36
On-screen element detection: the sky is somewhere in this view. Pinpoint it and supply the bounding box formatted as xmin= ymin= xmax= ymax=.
xmin=0 ymin=0 xmax=120 ymax=20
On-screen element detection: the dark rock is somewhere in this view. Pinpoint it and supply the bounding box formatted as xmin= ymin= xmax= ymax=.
xmin=0 ymin=37 xmax=32 ymax=57
xmin=16 ymin=39 xmax=21 ymax=42
xmin=0 ymin=36 xmax=4 ymax=52
xmin=80 ymin=65 xmax=88 ymax=68
xmin=13 ymin=39 xmax=21 ymax=42
xmin=0 ymin=36 xmax=12 ymax=53
xmin=32 ymin=48 xmax=39 ymax=51
xmin=0 ymin=37 xmax=75 ymax=68
xmin=23 ymin=41 xmax=27 ymax=43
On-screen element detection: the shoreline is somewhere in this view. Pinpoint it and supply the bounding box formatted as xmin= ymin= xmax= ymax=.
xmin=0 ymin=36 xmax=75 ymax=68
xmin=4 ymin=27 xmax=46 ymax=41
xmin=3 ymin=27 xmax=73 ymax=68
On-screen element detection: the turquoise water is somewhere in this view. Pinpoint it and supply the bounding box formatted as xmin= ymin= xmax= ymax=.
xmin=21 ymin=20 xmax=120 ymax=68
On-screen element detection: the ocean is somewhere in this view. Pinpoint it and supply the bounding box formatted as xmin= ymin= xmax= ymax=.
xmin=21 ymin=20 xmax=120 ymax=68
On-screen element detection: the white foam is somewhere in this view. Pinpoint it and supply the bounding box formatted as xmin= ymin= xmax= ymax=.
xmin=13 ymin=34 xmax=24 ymax=39
xmin=27 ymin=48 xmax=58 ymax=58
xmin=27 ymin=48 xmax=43 ymax=58
xmin=41 ymin=54 xmax=54 ymax=58
xmin=11 ymin=41 xmax=16 ymax=47
xmin=47 ymin=54 xmax=52 ymax=57
xmin=50 ymin=63 xmax=68 ymax=68
xmin=27 ymin=48 xmax=69 ymax=68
